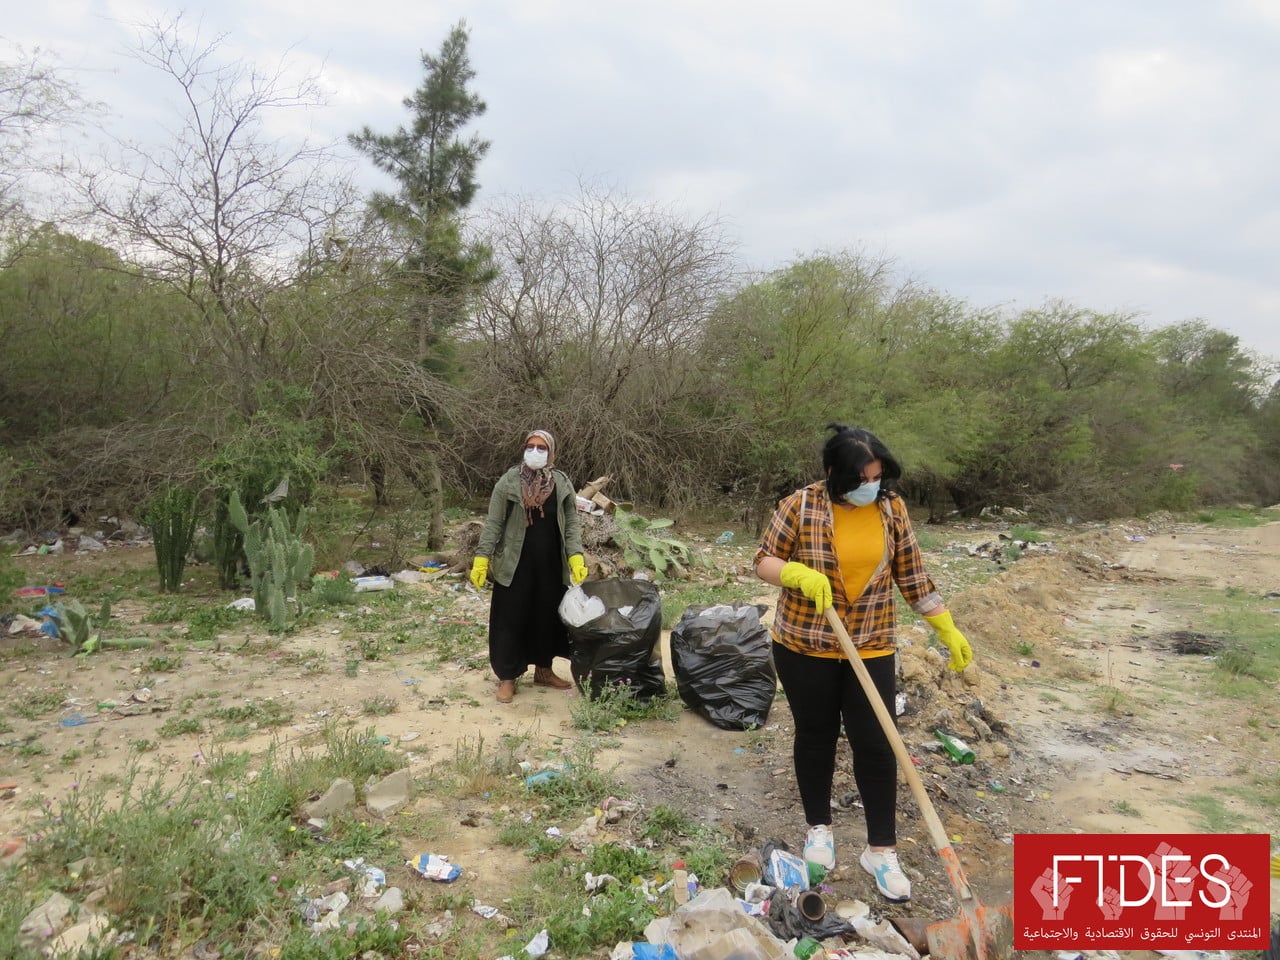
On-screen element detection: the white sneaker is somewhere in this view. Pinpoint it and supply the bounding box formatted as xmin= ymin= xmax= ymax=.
xmin=803 ymin=824 xmax=836 ymax=871
xmin=860 ymin=846 xmax=911 ymax=901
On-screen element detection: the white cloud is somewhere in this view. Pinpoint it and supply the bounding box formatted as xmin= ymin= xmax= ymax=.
xmin=4 ymin=0 xmax=1279 ymax=360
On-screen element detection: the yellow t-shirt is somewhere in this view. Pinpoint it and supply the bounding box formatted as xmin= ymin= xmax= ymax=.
xmin=830 ymin=502 xmax=893 ymax=660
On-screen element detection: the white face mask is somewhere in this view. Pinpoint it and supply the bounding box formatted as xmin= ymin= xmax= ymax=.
xmin=842 ymin=480 xmax=880 ymax=507
xmin=523 ymin=448 xmax=549 ymax=470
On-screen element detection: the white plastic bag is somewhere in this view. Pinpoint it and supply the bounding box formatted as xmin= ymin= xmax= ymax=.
xmin=558 ymin=585 xmax=606 ymax=627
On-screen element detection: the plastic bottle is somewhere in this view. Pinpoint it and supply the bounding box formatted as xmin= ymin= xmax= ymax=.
xmin=935 ymin=729 xmax=976 ymax=764
xmin=795 ymin=937 xmax=824 ymax=959
xmin=672 ymin=858 xmax=689 ymax=904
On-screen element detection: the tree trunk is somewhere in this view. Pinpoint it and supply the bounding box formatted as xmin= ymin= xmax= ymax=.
xmin=427 ymin=460 xmax=445 ymax=550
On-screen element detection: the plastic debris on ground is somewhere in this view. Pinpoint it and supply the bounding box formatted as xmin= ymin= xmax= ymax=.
xmin=525 ymin=770 xmax=562 ymax=788
xmin=584 ymin=872 xmax=618 ymax=893
xmin=353 ymin=575 xmax=394 ymax=592
xmin=298 ymin=890 xmax=349 ymax=930
xmin=643 ymin=887 xmax=790 ymax=960
xmin=407 ymin=853 xmax=462 ymax=882
xmin=630 ymin=945 xmax=680 ymax=960
xmin=763 ymin=846 xmax=809 ymax=892
xmin=343 ymin=857 xmax=386 ymax=897
xmin=495 ymin=928 xmax=551 ymax=959
xmin=227 ymin=597 xmax=255 ymax=611
xmin=14 ymin=585 xmax=65 ymax=598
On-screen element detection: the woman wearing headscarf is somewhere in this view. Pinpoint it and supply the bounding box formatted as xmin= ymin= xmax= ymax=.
xmin=470 ymin=430 xmax=588 ymax=702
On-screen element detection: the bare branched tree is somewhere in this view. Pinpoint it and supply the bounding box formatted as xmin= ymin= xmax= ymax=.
xmin=79 ymin=17 xmax=357 ymax=414
xmin=459 ymin=183 xmax=738 ymax=504
xmin=0 ymin=41 xmax=87 ymax=237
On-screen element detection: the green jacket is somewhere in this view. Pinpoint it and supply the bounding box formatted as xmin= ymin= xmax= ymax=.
xmin=476 ymin=467 xmax=584 ymax=587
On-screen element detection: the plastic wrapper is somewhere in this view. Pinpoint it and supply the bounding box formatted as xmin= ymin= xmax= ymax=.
xmin=562 ymin=579 xmax=665 ymax=702
xmin=407 ymin=853 xmax=461 ymax=882
xmin=670 ymin=603 xmax=775 ymax=730
xmin=558 ymin=585 xmax=607 ymax=627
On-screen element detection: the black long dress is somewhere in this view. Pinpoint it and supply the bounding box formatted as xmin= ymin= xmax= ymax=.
xmin=488 ymin=506 xmax=570 ymax=682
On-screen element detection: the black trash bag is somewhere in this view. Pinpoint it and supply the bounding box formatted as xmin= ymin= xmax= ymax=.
xmin=766 ymin=890 xmax=855 ymax=942
xmin=563 ymin=578 xmax=665 ymax=702
xmin=670 ymin=602 xmax=775 ymax=730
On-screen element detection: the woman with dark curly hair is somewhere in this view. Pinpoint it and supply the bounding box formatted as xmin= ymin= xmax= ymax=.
xmin=755 ymin=424 xmax=976 ymax=902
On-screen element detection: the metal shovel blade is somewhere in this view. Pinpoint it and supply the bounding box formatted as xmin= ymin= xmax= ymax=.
xmin=925 ymin=895 xmax=1015 ymax=960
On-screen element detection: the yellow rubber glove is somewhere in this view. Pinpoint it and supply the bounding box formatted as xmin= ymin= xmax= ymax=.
xmin=568 ymin=554 xmax=588 ymax=585
xmin=469 ymin=556 xmax=489 ymax=590
xmin=925 ymin=610 xmax=973 ymax=670
xmin=779 ymin=561 xmax=833 ymax=613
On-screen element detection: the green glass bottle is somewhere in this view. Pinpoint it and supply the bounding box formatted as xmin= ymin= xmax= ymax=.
xmin=935 ymin=729 xmax=976 ymax=764
xmin=795 ymin=937 xmax=822 ymax=959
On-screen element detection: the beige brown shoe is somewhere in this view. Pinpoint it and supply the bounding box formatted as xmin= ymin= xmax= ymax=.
xmin=533 ymin=667 xmax=572 ymax=689
xmin=496 ymin=680 xmax=516 ymax=703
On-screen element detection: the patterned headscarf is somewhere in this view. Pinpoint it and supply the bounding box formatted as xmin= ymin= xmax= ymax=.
xmin=519 ymin=430 xmax=556 ymax=525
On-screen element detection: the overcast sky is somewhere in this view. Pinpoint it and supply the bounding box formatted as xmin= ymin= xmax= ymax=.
xmin=8 ymin=0 xmax=1280 ymax=362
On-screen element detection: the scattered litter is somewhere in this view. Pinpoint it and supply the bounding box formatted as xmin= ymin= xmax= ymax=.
xmin=407 ymin=853 xmax=462 ymax=882
xmin=525 ymin=770 xmax=562 ymax=788
xmin=298 ymin=890 xmax=349 ymax=926
xmin=715 ymin=531 xmax=735 ymax=544
xmin=584 ymin=872 xmax=618 ymax=892
xmin=523 ymin=929 xmax=549 ymax=958
xmin=342 ymin=858 xmax=386 ymax=897
xmin=14 ymin=585 xmax=65 ymax=598
xmin=353 ymin=576 xmax=394 ymax=593
xmin=227 ymin=597 xmax=255 ymax=611
xmin=399 ymin=732 xmax=420 ymax=742
xmin=763 ymin=846 xmax=809 ymax=891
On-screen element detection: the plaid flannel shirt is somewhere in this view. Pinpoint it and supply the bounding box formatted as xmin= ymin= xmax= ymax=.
xmin=755 ymin=481 xmax=942 ymax=656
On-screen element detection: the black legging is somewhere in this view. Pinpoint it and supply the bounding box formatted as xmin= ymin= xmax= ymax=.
xmin=772 ymin=641 xmax=898 ymax=847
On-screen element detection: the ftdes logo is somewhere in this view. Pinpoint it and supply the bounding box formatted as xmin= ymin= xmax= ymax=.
xmin=1013 ymin=833 xmax=1270 ymax=950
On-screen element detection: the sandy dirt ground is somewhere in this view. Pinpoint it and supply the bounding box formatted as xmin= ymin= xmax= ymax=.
xmin=2 ymin=513 xmax=1278 ymax=957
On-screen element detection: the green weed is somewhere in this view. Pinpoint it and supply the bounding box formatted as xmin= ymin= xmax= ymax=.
xmin=1097 ymin=687 xmax=1130 ymax=715
xmin=1008 ymin=524 xmax=1048 ymax=542
xmin=1112 ymin=800 xmax=1140 ymax=817
xmin=520 ymin=739 xmax=625 ymax=818
xmin=211 ymin=700 xmax=294 ymax=728
xmin=420 ymin=618 xmax=487 ymax=665
xmin=1173 ymin=793 xmax=1252 ymax=833
xmin=158 ymin=716 xmax=204 ymax=738
xmin=1193 ymin=506 xmax=1273 ymax=527
xmin=11 ymin=689 xmax=65 ymax=719
xmin=362 ymin=694 xmax=398 ymax=716
xmin=639 ymin=804 xmax=695 ymax=844
xmin=277 ymin=918 xmax=407 ymax=960
xmin=569 ymin=679 xmax=682 ymax=733
xmin=185 ymin=605 xmax=247 ymax=644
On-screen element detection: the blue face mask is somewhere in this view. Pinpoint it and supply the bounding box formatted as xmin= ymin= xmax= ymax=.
xmin=842 ymin=480 xmax=880 ymax=507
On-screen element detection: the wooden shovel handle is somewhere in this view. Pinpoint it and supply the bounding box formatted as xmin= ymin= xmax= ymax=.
xmin=821 ymin=605 xmax=974 ymax=902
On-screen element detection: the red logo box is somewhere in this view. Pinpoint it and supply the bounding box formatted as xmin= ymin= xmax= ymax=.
xmin=1013 ymin=833 xmax=1270 ymax=950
